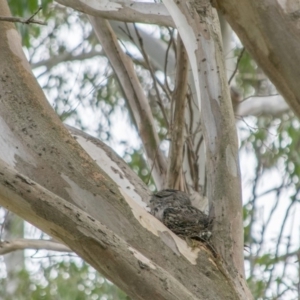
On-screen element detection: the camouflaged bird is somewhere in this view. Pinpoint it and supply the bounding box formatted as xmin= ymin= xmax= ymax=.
xmin=150 ymin=189 xmax=211 ymax=241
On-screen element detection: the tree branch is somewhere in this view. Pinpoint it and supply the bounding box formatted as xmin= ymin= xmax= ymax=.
xmin=0 ymin=239 xmax=71 ymax=255
xmin=133 ymin=24 xmax=170 ymax=129
xmin=237 ymin=95 xmax=289 ymax=117
xmin=0 ymin=161 xmax=203 ymax=300
xmin=88 ymin=17 xmax=167 ymax=189
xmin=0 ymin=16 xmax=46 ymax=25
xmin=55 ymin=0 xmax=174 ymax=27
xmin=31 ymin=49 xmax=104 ymax=70
xmin=167 ymin=35 xmax=188 ymax=190
xmin=0 ymin=1 xmax=252 ymax=298
xmin=65 ymin=125 xmax=150 ymax=206
xmin=228 ymin=47 xmax=245 ymax=85
xmin=213 ymin=0 xmax=300 ymax=117
xmin=162 ymin=0 xmax=250 ymax=297
xmin=0 ymin=6 xmax=46 ymax=25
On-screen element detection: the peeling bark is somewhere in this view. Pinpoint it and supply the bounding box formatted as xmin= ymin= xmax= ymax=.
xmin=161 ymin=0 xmax=249 ymax=297
xmin=0 ymin=0 xmax=254 ymax=298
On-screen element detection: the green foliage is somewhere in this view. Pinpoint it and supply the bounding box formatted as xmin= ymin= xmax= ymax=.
xmin=0 ymin=259 xmax=129 ymax=300
xmin=241 ymin=112 xmax=300 ymax=193
xmin=9 ymin=0 xmax=53 ymax=15
xmin=240 ymin=111 xmax=300 ymax=299
xmin=8 ymin=0 xmax=53 ymax=47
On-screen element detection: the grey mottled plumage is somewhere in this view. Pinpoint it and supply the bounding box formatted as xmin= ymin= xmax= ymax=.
xmin=150 ymin=189 xmax=211 ymax=240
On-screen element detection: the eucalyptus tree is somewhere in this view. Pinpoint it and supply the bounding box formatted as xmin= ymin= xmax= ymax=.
xmin=1 ymin=0 xmax=300 ymax=299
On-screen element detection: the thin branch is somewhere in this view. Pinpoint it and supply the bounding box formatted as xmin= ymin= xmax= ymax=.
xmin=244 ymin=248 xmax=300 ymax=262
xmin=55 ymin=0 xmax=174 ymax=27
xmin=164 ymin=28 xmax=175 ymax=95
xmin=133 ymin=24 xmax=169 ymax=128
xmin=31 ymin=49 xmax=104 ymax=70
xmin=88 ymin=17 xmax=167 ymax=189
xmin=247 ymin=156 xmax=261 ymax=276
xmin=0 ymin=239 xmax=71 ymax=255
xmin=264 ymin=198 xmax=297 ymax=296
xmin=177 ymin=83 xmax=208 ymax=212
xmin=0 ymin=7 xmax=46 ymax=26
xmin=277 ymin=212 xmax=294 ymax=296
xmin=253 ymin=178 xmax=291 ymax=264
xmin=26 ymin=6 xmax=43 ymax=23
xmin=228 ymin=47 xmax=245 ymax=85
xmin=167 ymin=35 xmax=188 ymax=190
xmin=0 ymin=16 xmax=46 ymax=26
xmin=154 ymin=77 xmax=172 ymax=103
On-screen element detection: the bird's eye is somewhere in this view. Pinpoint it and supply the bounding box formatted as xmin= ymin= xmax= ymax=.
xmin=154 ymin=208 xmax=159 ymax=212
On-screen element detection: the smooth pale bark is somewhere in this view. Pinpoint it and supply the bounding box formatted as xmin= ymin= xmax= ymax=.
xmin=0 ymin=239 xmax=71 ymax=255
xmin=0 ymin=1 xmax=250 ymax=298
xmin=218 ymin=14 xmax=235 ymax=81
xmin=55 ymin=0 xmax=174 ymax=27
xmin=0 ymin=149 xmax=239 ymax=300
xmin=161 ymin=0 xmax=251 ymax=298
xmin=238 ymin=95 xmax=289 ymax=117
xmin=0 ymin=161 xmax=203 ymax=300
xmin=213 ymin=0 xmax=300 ymax=117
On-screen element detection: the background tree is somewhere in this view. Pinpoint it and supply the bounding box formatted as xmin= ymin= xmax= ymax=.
xmin=0 ymin=0 xmax=299 ymax=299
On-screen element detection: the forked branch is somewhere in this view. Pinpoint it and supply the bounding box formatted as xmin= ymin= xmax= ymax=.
xmin=88 ymin=17 xmax=167 ymax=189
